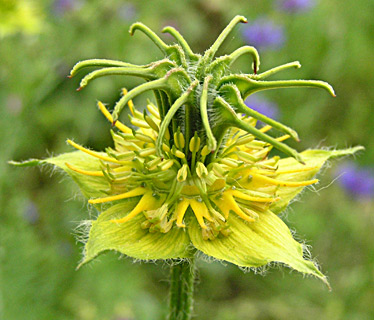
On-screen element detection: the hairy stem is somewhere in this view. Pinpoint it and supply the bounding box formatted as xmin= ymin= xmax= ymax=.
xmin=168 ymin=258 xmax=196 ymax=320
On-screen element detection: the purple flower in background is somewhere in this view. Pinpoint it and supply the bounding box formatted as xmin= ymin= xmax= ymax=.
xmin=242 ymin=18 xmax=285 ymax=50
xmin=23 ymin=201 xmax=39 ymax=224
xmin=118 ymin=3 xmax=137 ymax=22
xmin=245 ymin=95 xmax=279 ymax=123
xmin=53 ymin=0 xmax=83 ymax=15
xmin=277 ymin=0 xmax=316 ymax=13
xmin=336 ymin=162 xmax=374 ymax=198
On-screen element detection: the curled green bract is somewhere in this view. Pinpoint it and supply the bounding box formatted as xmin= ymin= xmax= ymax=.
xmin=13 ymin=16 xmax=364 ymax=286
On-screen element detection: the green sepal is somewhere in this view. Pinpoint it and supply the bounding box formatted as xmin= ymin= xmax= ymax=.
xmin=9 ymin=159 xmax=43 ymax=167
xmin=271 ymin=147 xmax=364 ymax=214
xmin=79 ymin=201 xmax=192 ymax=267
xmin=11 ymin=150 xmax=110 ymax=200
xmin=188 ymin=211 xmax=329 ymax=286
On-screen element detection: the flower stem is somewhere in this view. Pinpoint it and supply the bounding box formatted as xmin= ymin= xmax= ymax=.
xmin=167 ymin=258 xmax=196 ymax=320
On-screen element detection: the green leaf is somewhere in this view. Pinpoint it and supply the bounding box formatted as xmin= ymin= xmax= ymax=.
xmin=271 ymin=147 xmax=364 ymax=214
xmin=188 ymin=211 xmax=329 ymax=285
xmin=80 ymin=201 xmax=192 ymax=266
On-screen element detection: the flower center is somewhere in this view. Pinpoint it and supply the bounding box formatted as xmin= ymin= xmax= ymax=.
xmin=66 ymin=99 xmax=319 ymax=240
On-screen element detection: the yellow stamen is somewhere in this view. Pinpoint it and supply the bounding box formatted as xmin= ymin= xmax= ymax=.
xmin=146 ymin=103 xmax=160 ymax=119
xmin=159 ymin=159 xmax=174 ymax=171
xmin=97 ymin=101 xmax=132 ymax=134
xmin=131 ymin=118 xmax=149 ymax=128
xmin=121 ymin=88 xmax=135 ymax=116
xmin=65 ymin=162 xmax=104 ymax=176
xmin=276 ymin=134 xmax=290 ymax=142
xmin=67 ymin=139 xmax=122 ymax=164
xmin=175 ymin=199 xmax=190 ymax=227
xmin=251 ymin=172 xmax=318 ymax=187
xmin=259 ymin=125 xmax=272 ymax=133
xmin=89 ymin=187 xmax=146 ymax=204
xmin=189 ymin=199 xmax=209 ymax=229
xmin=229 ymin=189 xmax=279 ymax=203
xmin=276 ymin=166 xmax=319 ymax=174
xmin=111 ymin=191 xmax=160 ymax=223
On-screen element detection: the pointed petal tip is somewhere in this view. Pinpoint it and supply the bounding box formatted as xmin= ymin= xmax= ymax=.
xmin=76 ymin=86 xmax=83 ymax=92
xmin=8 ymin=159 xmax=42 ymax=167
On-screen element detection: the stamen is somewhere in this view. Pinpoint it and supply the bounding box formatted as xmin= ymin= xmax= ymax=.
xmin=121 ymin=89 xmax=135 ymax=116
xmin=138 ymin=148 xmax=156 ymax=157
xmin=98 ymin=101 xmax=132 ymax=133
xmin=276 ymin=134 xmax=291 ymax=142
xmin=228 ymin=189 xmax=279 ymax=203
xmin=146 ymin=103 xmax=160 ymax=119
xmin=131 ymin=118 xmax=150 ymax=128
xmin=144 ymin=114 xmax=159 ymax=132
xmin=251 ymin=173 xmax=318 ymax=187
xmin=259 ymin=125 xmax=272 ymax=133
xmin=177 ymin=164 xmax=188 ymax=182
xmin=65 ymin=162 xmax=104 ymax=176
xmin=67 ymin=140 xmax=122 ymax=164
xmin=159 ymin=159 xmax=174 ymax=171
xmin=89 ymin=187 xmax=146 ymax=204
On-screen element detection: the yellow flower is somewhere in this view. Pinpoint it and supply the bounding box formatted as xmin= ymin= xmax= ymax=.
xmin=13 ymin=97 xmax=362 ymax=286
xmin=12 ymin=16 xmax=363 ymax=286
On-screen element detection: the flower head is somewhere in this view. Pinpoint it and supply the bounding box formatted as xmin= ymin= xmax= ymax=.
xmin=13 ymin=16 xmax=363 ymax=285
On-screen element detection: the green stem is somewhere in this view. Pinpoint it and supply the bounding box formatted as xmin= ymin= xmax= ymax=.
xmin=168 ymin=258 xmax=196 ymax=320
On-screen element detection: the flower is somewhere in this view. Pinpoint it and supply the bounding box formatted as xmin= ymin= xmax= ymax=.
xmin=241 ymin=18 xmax=285 ymax=50
xmin=13 ymin=16 xmax=363 ymax=285
xmin=336 ymin=162 xmax=374 ymax=198
xmin=276 ymin=0 xmax=316 ymax=13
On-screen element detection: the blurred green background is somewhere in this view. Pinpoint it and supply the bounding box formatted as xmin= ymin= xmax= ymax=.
xmin=1 ymin=0 xmax=374 ymax=319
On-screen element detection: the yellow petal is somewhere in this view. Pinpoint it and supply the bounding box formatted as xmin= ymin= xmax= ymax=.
xmin=175 ymin=199 xmax=190 ymax=227
xmin=89 ymin=187 xmax=147 ymax=204
xmin=111 ymin=191 xmax=161 ymax=223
